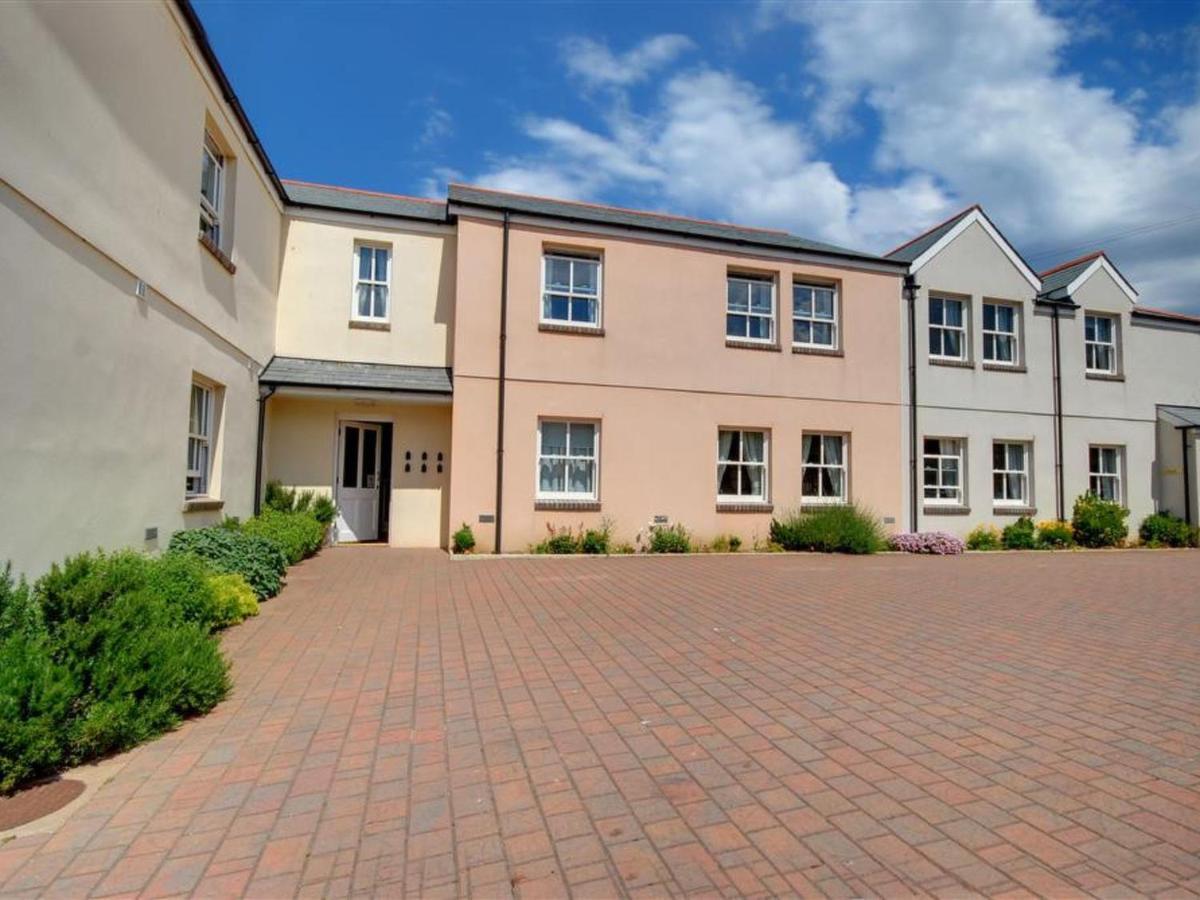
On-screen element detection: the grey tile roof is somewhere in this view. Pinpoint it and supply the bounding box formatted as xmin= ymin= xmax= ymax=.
xmin=885 ymin=206 xmax=978 ymax=263
xmin=284 ymin=181 xmax=448 ymax=223
xmin=1037 ymin=254 xmax=1100 ymax=300
xmin=260 ymin=356 xmax=452 ymax=394
xmin=1159 ymin=405 xmax=1200 ymax=428
xmin=447 ymin=184 xmax=902 ymax=266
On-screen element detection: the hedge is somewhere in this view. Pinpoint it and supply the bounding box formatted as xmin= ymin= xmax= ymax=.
xmin=168 ymin=527 xmax=286 ymax=599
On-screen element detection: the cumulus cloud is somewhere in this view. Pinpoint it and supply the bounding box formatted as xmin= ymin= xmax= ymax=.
xmin=563 ymin=34 xmax=694 ymax=88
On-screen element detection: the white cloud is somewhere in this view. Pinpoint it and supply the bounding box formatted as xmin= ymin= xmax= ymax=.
xmin=417 ymin=107 xmax=453 ymax=148
xmin=563 ymin=34 xmax=694 ymax=89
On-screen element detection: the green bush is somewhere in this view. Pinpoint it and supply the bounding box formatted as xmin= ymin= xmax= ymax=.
xmin=648 ymin=523 xmax=690 ymax=553
xmin=142 ymin=551 xmax=225 ymax=628
xmin=1036 ymin=520 xmax=1074 ymax=549
xmin=243 ymin=509 xmax=325 ymax=565
xmin=533 ymin=527 xmax=580 ymax=554
xmin=310 ymin=496 xmax=337 ymax=527
xmin=36 ymin=550 xmax=153 ymax=629
xmin=452 ymin=523 xmax=476 ymax=554
xmin=965 ymin=524 xmax=1002 ymax=551
xmin=263 ymin=481 xmax=337 ymax=527
xmin=0 ymin=564 xmax=43 ymax=639
xmin=1071 ymin=493 xmax=1129 ymax=548
xmin=1001 ymin=516 xmax=1037 ymax=550
xmin=168 ymin=527 xmax=286 ymax=599
xmin=1138 ymin=512 xmax=1198 ymax=548
xmin=208 ymin=573 xmax=258 ymax=623
xmin=0 ymin=630 xmax=77 ymax=793
xmin=580 ymin=528 xmax=610 ymax=555
xmin=769 ymin=504 xmax=885 ymax=554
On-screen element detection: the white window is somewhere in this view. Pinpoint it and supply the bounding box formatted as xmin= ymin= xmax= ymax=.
xmin=199 ymin=133 xmax=224 ymax=246
xmin=727 ymin=275 xmax=775 ymax=343
xmin=793 ymin=283 xmax=838 ymax=349
xmin=717 ymin=429 xmax=768 ymax=502
xmin=537 ymin=420 xmax=597 ymax=500
xmin=542 ymin=254 xmax=601 ymax=327
xmin=802 ymin=434 xmax=847 ymax=503
xmin=983 ymin=302 xmax=1019 ymax=365
xmin=186 ymin=382 xmax=213 ymax=496
xmin=993 ymin=441 xmax=1029 ymax=506
xmin=1089 ymin=445 xmax=1123 ymax=502
xmin=353 ymin=244 xmax=390 ymax=321
xmin=929 ymin=296 xmax=967 ymax=360
xmin=923 ymin=437 xmax=964 ymax=505
xmin=1085 ymin=314 xmax=1117 ymax=373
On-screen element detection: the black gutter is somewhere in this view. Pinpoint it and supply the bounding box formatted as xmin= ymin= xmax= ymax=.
xmin=253 ymin=384 xmax=276 ymax=515
xmin=494 ymin=212 xmax=511 ymax=553
xmin=903 ymin=274 xmax=920 ymax=531
xmin=258 ymin=380 xmax=451 ymax=396
xmin=1183 ymin=427 xmax=1194 ymax=527
xmin=1050 ymin=305 xmax=1066 ymax=520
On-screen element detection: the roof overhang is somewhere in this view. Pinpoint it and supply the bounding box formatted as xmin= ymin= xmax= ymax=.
xmin=259 ymin=356 xmax=453 ymax=397
xmin=1158 ymin=405 xmax=1200 ymax=429
xmin=905 ymin=208 xmax=1042 ymax=291
xmin=1062 ymin=256 xmax=1139 ymax=304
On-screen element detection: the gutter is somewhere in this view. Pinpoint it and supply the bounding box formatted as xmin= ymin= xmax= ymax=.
xmin=903 ymin=274 xmax=920 ymax=531
xmin=253 ymin=384 xmax=276 ymax=515
xmin=494 ymin=211 xmax=511 ymax=553
xmin=1050 ymin=304 xmax=1066 ymax=520
xmin=1182 ymin=427 xmax=1195 ymax=527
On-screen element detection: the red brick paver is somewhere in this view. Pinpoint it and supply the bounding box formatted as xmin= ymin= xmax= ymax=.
xmin=2 ymin=548 xmax=1198 ymax=897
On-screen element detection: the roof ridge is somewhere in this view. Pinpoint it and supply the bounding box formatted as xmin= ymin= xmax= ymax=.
xmin=1038 ymin=250 xmax=1104 ymax=278
xmin=885 ymin=204 xmax=979 ymax=257
xmin=283 ymin=179 xmax=443 ymax=206
xmin=449 ymin=182 xmax=793 ymax=237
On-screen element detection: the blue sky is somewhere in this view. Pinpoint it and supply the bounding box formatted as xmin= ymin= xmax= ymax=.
xmin=196 ymin=0 xmax=1200 ymax=311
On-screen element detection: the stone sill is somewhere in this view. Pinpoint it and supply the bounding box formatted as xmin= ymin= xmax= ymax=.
xmin=800 ymin=502 xmax=849 ymax=512
xmin=349 ymin=319 xmax=390 ymax=332
xmin=929 ymin=357 xmax=973 ymax=369
xmin=534 ymin=500 xmax=601 ymax=512
xmin=923 ymin=505 xmax=971 ymax=515
xmin=982 ymin=363 xmax=1027 ymax=373
xmin=198 ymin=234 xmax=236 ymax=273
xmin=993 ymin=506 xmax=1037 ymax=517
xmin=792 ymin=345 xmax=844 ymax=358
xmin=716 ymin=502 xmax=774 ymax=514
xmin=726 ymin=339 xmax=781 ymax=352
xmin=1086 ymin=371 xmax=1125 ymax=382
xmin=183 ymin=497 xmax=224 ymax=513
xmin=539 ymin=322 xmax=605 ymax=337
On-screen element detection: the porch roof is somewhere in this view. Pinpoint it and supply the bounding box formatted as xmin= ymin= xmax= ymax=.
xmin=259 ymin=356 xmax=452 ymax=395
xmin=1159 ymin=405 xmax=1200 ymax=429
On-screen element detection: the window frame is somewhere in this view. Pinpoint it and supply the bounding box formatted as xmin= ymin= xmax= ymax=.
xmin=1084 ymin=313 xmax=1118 ymax=375
xmin=928 ymin=295 xmax=968 ymax=361
xmin=535 ymin=419 xmax=600 ymax=501
xmin=717 ymin=428 xmax=770 ymax=504
xmin=1088 ymin=444 xmax=1123 ymax=503
xmin=186 ymin=381 xmax=214 ymax=498
xmin=540 ymin=252 xmax=603 ymax=329
xmin=801 ymin=432 xmax=848 ymax=504
xmin=992 ymin=440 xmax=1030 ymax=508
xmin=923 ymin=437 xmax=965 ymax=506
xmin=982 ymin=300 xmax=1020 ymax=366
xmin=726 ymin=274 xmax=776 ymax=344
xmin=199 ymin=132 xmax=224 ymax=247
xmin=351 ymin=242 xmax=392 ymax=323
xmin=792 ymin=282 xmax=839 ymax=350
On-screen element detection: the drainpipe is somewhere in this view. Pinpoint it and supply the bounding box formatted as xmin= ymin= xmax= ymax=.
xmin=903 ymin=274 xmax=920 ymax=532
xmin=1050 ymin=305 xmax=1065 ymax=520
xmin=494 ymin=211 xmax=510 ymax=553
xmin=1183 ymin=427 xmax=1194 ymax=527
xmin=253 ymin=384 xmax=276 ymax=515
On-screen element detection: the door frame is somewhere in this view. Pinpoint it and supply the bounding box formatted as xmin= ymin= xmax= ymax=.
xmin=334 ymin=413 xmax=394 ymax=542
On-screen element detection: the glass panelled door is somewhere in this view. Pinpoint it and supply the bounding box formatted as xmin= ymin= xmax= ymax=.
xmin=335 ymin=422 xmax=381 ymax=542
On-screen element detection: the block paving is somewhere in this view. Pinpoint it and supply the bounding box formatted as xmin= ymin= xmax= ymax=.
xmin=1 ymin=547 xmax=1198 ymax=897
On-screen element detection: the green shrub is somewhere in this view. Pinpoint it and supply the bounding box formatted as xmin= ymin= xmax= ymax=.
xmin=1071 ymin=493 xmax=1129 ymax=548
xmin=452 ymin=523 xmax=476 ymax=554
xmin=168 ymin=527 xmax=286 ymax=599
xmin=580 ymin=526 xmax=610 ymax=555
xmin=965 ymin=524 xmax=1002 ymax=551
xmin=648 ymin=523 xmax=690 ymax=553
xmin=534 ymin=527 xmax=581 ymax=554
xmin=769 ymin=504 xmax=885 ymax=554
xmin=0 ymin=630 xmax=77 ymax=793
xmin=263 ymin=481 xmax=337 ymax=527
xmin=35 ymin=550 xmax=153 ymax=629
xmin=1001 ymin=516 xmax=1037 ymax=550
xmin=208 ymin=573 xmax=258 ymax=623
xmin=0 ymin=564 xmax=43 ymax=639
xmin=140 ymin=552 xmax=226 ymax=629
xmin=1138 ymin=512 xmax=1198 ymax=548
xmin=1036 ymin=520 xmax=1074 ymax=549
xmin=310 ymin=496 xmax=337 ymax=527
xmin=243 ymin=509 xmax=325 ymax=565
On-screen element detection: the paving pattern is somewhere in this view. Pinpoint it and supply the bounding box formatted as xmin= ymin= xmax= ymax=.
xmin=1 ymin=547 xmax=1198 ymax=898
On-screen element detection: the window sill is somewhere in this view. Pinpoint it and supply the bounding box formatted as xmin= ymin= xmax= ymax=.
xmin=923 ymin=504 xmax=971 ymax=515
xmin=725 ymin=339 xmax=780 ymax=352
xmin=349 ymin=319 xmax=390 ymax=332
xmin=198 ymin=234 xmax=236 ymax=274
xmin=539 ymin=322 xmax=605 ymax=337
xmin=982 ymin=362 xmax=1027 ymax=373
xmin=929 ymin=357 xmax=973 ymax=369
xmin=1086 ymin=371 xmax=1125 ymax=382
xmin=534 ymin=499 xmax=601 ymax=512
xmin=183 ymin=497 xmax=224 ymax=513
xmin=716 ymin=502 xmax=774 ymax=514
xmin=792 ymin=345 xmax=843 ymax=358
xmin=993 ymin=505 xmax=1037 ymax=517
xmin=800 ymin=501 xmax=849 ymax=511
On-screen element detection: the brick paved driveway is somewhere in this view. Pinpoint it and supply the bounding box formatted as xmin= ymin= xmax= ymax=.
xmin=2 ymin=549 xmax=1198 ymax=898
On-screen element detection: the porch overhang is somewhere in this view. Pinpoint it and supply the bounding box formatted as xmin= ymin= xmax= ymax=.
xmin=259 ymin=356 xmax=452 ymax=403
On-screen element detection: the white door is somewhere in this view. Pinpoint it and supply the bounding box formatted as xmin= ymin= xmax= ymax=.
xmin=336 ymin=422 xmax=381 ymax=542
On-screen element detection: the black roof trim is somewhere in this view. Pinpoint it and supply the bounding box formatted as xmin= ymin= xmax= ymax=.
xmin=260 ymin=356 xmax=453 ymax=394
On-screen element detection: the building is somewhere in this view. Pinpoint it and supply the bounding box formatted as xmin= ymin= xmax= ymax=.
xmin=1 ymin=0 xmax=1196 ymax=577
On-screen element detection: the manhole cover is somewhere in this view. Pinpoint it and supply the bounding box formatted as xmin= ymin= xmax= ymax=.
xmin=0 ymin=778 xmax=86 ymax=831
